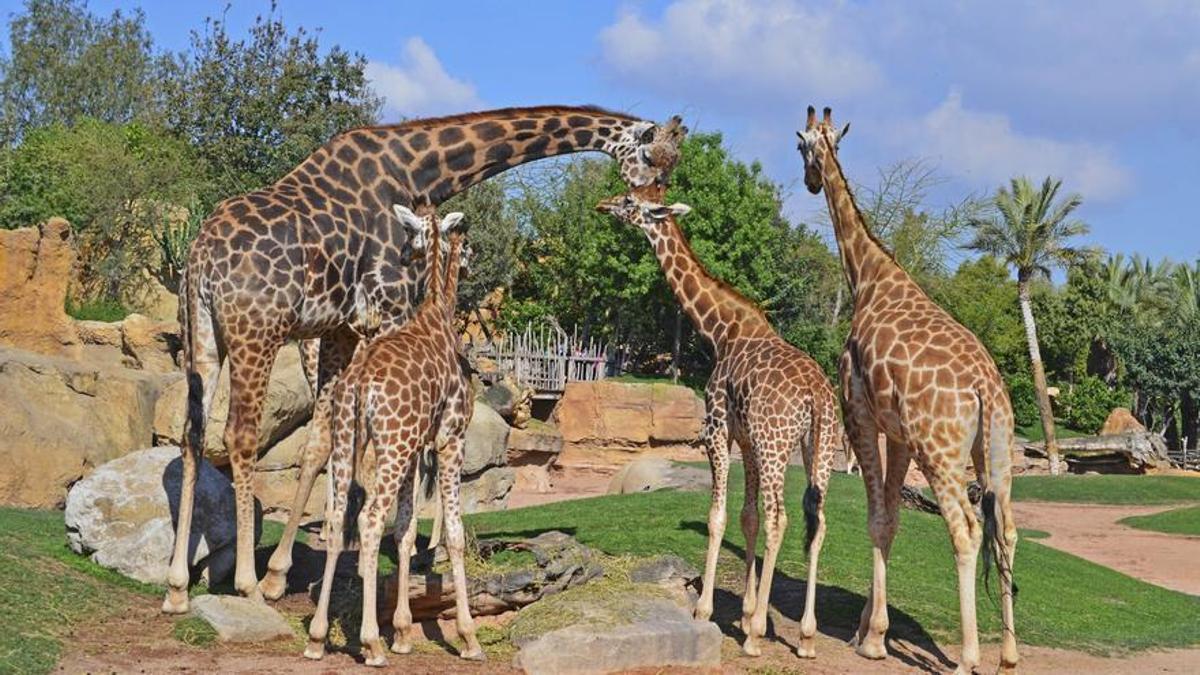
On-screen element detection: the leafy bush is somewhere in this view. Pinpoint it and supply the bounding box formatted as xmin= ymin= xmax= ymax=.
xmin=65 ymin=296 xmax=130 ymax=322
xmin=1007 ymin=374 xmax=1040 ymax=428
xmin=1056 ymin=376 xmax=1131 ymax=434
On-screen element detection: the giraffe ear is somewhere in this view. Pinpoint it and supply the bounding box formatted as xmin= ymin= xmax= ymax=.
xmin=837 ymin=122 xmax=851 ymax=143
xmin=439 ymin=211 xmax=466 ymax=234
xmin=393 ymin=204 xmax=424 ymax=234
xmin=667 ymin=202 xmax=692 ymax=217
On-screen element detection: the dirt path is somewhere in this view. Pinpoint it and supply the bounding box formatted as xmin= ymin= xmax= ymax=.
xmin=1013 ymin=501 xmax=1200 ymax=595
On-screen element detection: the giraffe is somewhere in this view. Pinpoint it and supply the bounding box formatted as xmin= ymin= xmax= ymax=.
xmin=164 ymin=105 xmax=687 ymax=613
xmin=306 ymin=205 xmax=480 ymax=666
xmin=796 ymin=106 xmax=1018 ymax=674
xmin=596 ymin=191 xmax=843 ymax=659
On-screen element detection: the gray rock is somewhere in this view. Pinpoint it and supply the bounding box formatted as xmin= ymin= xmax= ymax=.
xmin=607 ymin=457 xmax=711 ymax=495
xmin=461 ymin=466 xmax=515 ymax=513
xmin=630 ymin=555 xmax=698 ymax=585
xmin=190 ymin=595 xmax=295 ymax=643
xmin=514 ymin=597 xmax=721 ymax=674
xmin=64 ymin=445 xmax=261 ymax=585
xmin=464 ymin=403 xmax=510 ymax=475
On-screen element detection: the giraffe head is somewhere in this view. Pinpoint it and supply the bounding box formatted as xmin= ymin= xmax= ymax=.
xmin=595 ymin=193 xmax=692 ymax=232
xmin=795 ymin=105 xmax=850 ymax=195
xmin=612 ymin=115 xmax=688 ymax=189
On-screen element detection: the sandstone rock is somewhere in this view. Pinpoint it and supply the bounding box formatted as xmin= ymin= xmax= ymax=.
xmin=153 ymin=342 xmax=313 ymax=466
xmin=553 ymin=381 xmax=704 ymax=452
xmin=508 ymin=420 xmax=564 ymax=494
xmin=1101 ymin=408 xmax=1147 ymax=436
xmin=479 ymin=374 xmax=534 ymax=427
xmin=254 ymin=466 xmax=327 ymax=518
xmin=190 ymin=595 xmax=294 ymax=643
xmin=0 ymin=218 xmax=81 ymax=358
xmin=64 ymin=446 xmax=262 ymax=585
xmin=513 ymin=596 xmax=721 ymax=674
xmin=257 ymin=423 xmax=311 ymax=471
xmin=119 ymin=313 xmax=180 ymax=373
xmin=607 ymin=457 xmax=711 ymax=495
xmin=0 ymin=347 xmax=163 ymax=507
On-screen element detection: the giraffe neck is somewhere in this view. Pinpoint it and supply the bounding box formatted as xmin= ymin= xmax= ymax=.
xmin=818 ymin=143 xmax=903 ymax=297
xmin=643 ymin=214 xmax=773 ymax=353
xmin=290 ymin=106 xmax=650 ymax=209
xmin=413 ymin=225 xmax=445 ymax=320
xmin=438 ymin=234 xmax=464 ymax=324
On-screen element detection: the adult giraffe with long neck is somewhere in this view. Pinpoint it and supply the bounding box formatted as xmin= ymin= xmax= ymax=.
xmin=797 ymin=106 xmax=1018 ymax=674
xmin=164 ymin=105 xmax=686 ymax=613
xmin=597 ymin=190 xmax=842 ymax=659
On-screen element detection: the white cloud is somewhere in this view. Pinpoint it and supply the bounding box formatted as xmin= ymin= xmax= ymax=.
xmin=598 ymin=0 xmax=880 ymax=109
xmin=366 ymin=38 xmax=482 ymax=119
xmin=897 ymin=92 xmax=1132 ymax=200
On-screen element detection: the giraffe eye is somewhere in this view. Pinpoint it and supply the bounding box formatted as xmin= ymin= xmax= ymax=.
xmin=639 ymin=127 xmax=655 ymax=144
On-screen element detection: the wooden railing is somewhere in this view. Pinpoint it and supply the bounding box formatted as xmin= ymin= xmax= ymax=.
xmin=477 ymin=325 xmax=621 ymax=398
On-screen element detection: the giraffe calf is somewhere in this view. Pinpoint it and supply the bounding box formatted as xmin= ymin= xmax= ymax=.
xmin=306 ymin=205 xmax=482 ymax=666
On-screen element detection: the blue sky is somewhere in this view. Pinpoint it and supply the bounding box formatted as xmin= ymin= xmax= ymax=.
xmin=7 ymin=1 xmax=1200 ymax=263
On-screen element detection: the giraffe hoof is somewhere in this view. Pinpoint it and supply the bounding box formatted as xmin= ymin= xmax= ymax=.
xmin=460 ymin=647 xmax=486 ymax=662
xmin=854 ymin=639 xmax=887 ymax=660
xmin=161 ymin=588 xmax=189 ymax=614
xmin=364 ymin=654 xmax=388 ymax=668
xmin=742 ymin=638 xmax=762 ymax=657
xmin=303 ymin=639 xmax=326 ymax=660
xmin=693 ymin=606 xmax=712 ymax=622
xmin=796 ymin=638 xmax=816 ymax=659
xmin=258 ymin=571 xmax=288 ymax=601
xmin=391 ymin=639 xmax=412 ymax=654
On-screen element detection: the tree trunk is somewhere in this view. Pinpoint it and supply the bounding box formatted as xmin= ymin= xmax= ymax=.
xmin=830 ymin=284 xmax=844 ymax=326
xmin=1018 ymin=279 xmax=1060 ymax=475
xmin=671 ymin=307 xmax=682 ymax=384
xmin=1183 ymin=392 xmax=1198 ymax=451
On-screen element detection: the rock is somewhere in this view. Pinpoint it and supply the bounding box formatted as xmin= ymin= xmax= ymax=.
xmin=119 ymin=313 xmax=180 ymax=373
xmin=1023 ymin=431 xmax=1173 ymax=474
xmin=0 ymin=347 xmax=163 ymax=507
xmin=607 ymin=457 xmax=710 ymax=495
xmin=461 ymin=466 xmax=515 ymax=513
xmin=1101 ymin=408 xmax=1147 ymax=436
xmin=513 ymin=596 xmax=721 ymax=674
xmin=257 ymin=423 xmax=311 ymax=471
xmin=190 ymin=595 xmax=295 ymax=643
xmin=553 ymin=381 xmax=704 ymax=457
xmin=464 ymin=403 xmax=510 ymax=475
xmin=254 ymin=466 xmax=327 ymax=518
xmin=479 ymin=374 xmax=534 ymax=428
xmin=629 ymin=555 xmax=698 ymax=586
xmin=0 ymin=218 xmax=81 ymax=358
xmin=153 ymin=342 xmax=313 ymax=466
xmin=64 ymin=446 xmax=262 ymax=585
xmin=508 ymin=420 xmax=563 ymax=494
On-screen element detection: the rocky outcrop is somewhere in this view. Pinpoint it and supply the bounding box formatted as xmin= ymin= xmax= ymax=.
xmin=1023 ymin=431 xmax=1173 ymax=474
xmin=153 ymin=342 xmax=313 ymax=466
xmin=64 ymin=446 xmax=261 ymax=585
xmin=508 ymin=420 xmax=564 ymax=494
xmin=0 ymin=218 xmax=81 ymax=358
xmin=0 ymin=347 xmax=163 ymax=507
xmin=479 ymin=374 xmax=534 ymax=429
xmin=1101 ymin=408 xmax=1147 ymax=436
xmin=552 ymin=381 xmax=705 ymax=469
xmin=606 ymin=457 xmax=710 ymax=495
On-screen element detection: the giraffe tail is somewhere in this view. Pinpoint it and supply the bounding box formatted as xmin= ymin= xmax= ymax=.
xmin=343 ymin=369 xmax=370 ymax=549
xmin=421 ymin=449 xmax=443 ymax=551
xmin=978 ymin=393 xmax=1018 ymax=604
xmin=802 ymin=397 xmax=838 ymax=553
xmin=179 ymin=261 xmax=206 ymax=467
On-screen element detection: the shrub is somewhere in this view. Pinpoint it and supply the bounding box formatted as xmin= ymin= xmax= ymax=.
xmin=1056 ymin=376 xmax=1131 ymax=434
xmin=1007 ymin=374 xmax=1040 ymax=428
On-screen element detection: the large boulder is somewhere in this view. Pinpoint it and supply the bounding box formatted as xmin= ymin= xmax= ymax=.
xmin=0 ymin=218 xmax=81 ymax=358
xmin=464 ymin=403 xmax=510 ymax=475
xmin=190 ymin=595 xmax=294 ymax=643
xmin=153 ymin=342 xmax=313 ymax=466
xmin=607 ymin=457 xmax=711 ymax=495
xmin=508 ymin=420 xmax=564 ymax=494
xmin=64 ymin=446 xmax=262 ymax=585
xmin=0 ymin=347 xmax=163 ymax=507
xmin=478 ymin=374 xmax=534 ymax=428
xmin=1101 ymin=408 xmax=1147 ymax=436
xmin=553 ymin=381 xmax=705 ymax=468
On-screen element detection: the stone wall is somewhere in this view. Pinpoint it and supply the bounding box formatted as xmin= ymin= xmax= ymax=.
xmin=0 ymin=219 xmax=82 ymax=358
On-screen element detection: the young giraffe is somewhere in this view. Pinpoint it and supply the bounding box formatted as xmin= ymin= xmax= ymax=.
xmin=797 ymin=107 xmax=1018 ymax=674
xmin=597 ymin=191 xmax=842 ymax=659
xmin=307 ymin=205 xmax=480 ymax=666
xmin=166 ymin=105 xmax=686 ymax=612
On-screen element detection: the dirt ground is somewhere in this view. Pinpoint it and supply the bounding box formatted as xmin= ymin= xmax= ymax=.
xmin=56 ymin=467 xmax=1200 ymax=674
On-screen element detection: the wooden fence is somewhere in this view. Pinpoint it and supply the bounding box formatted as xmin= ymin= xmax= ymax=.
xmin=477 ymin=325 xmax=624 ymax=398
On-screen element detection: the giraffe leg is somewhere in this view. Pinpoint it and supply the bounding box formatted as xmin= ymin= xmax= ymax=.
xmin=261 ymin=332 xmax=357 ymax=599
xmin=920 ymin=449 xmax=982 ymax=675
xmin=304 ymin=406 xmax=354 ymax=660
xmin=224 ymin=339 xmax=281 ymax=602
xmin=842 ymin=401 xmax=887 ymax=658
xmin=391 ymin=465 xmax=419 ymax=655
xmin=162 ymin=306 xmax=223 ymax=614
xmin=358 ymin=474 xmax=398 ymax=667
xmin=743 ymin=454 xmax=788 ymax=658
xmin=988 ymin=417 xmax=1019 ymax=673
xmin=739 ymin=445 xmax=760 ymax=637
xmin=439 ymin=435 xmax=484 ymax=660
xmin=798 ymin=407 xmax=835 ymax=659
xmin=694 ymin=411 xmax=730 ymax=623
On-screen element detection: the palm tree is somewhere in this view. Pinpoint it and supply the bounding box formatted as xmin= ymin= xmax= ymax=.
xmin=966 ymin=176 xmax=1094 ymax=475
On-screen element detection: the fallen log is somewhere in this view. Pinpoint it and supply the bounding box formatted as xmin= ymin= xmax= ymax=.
xmin=1022 ymin=431 xmax=1172 ymax=474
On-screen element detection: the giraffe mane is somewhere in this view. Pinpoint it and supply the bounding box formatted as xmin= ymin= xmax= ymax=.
xmin=359 ymin=105 xmax=643 ymax=132
xmin=663 ymin=212 xmax=772 ymax=324
xmin=820 ymin=130 xmax=901 ymax=266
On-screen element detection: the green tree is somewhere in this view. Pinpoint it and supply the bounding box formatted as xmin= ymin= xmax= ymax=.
xmin=0 ymin=0 xmax=168 ymax=147
xmin=441 ymin=177 xmax=518 ymax=317
xmin=966 ymin=176 xmax=1094 ymax=475
xmin=931 ymin=255 xmax=1026 ymax=379
xmin=162 ymin=3 xmax=381 ymax=207
xmin=0 ymin=118 xmax=205 ymax=303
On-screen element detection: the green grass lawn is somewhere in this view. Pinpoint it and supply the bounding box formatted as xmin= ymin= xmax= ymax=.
xmin=1014 ymin=422 xmax=1088 ymax=442
xmin=1119 ymin=505 xmax=1200 ymax=536
xmin=1012 ymin=474 xmax=1200 ymax=505
xmin=463 ymin=467 xmax=1200 ymax=654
